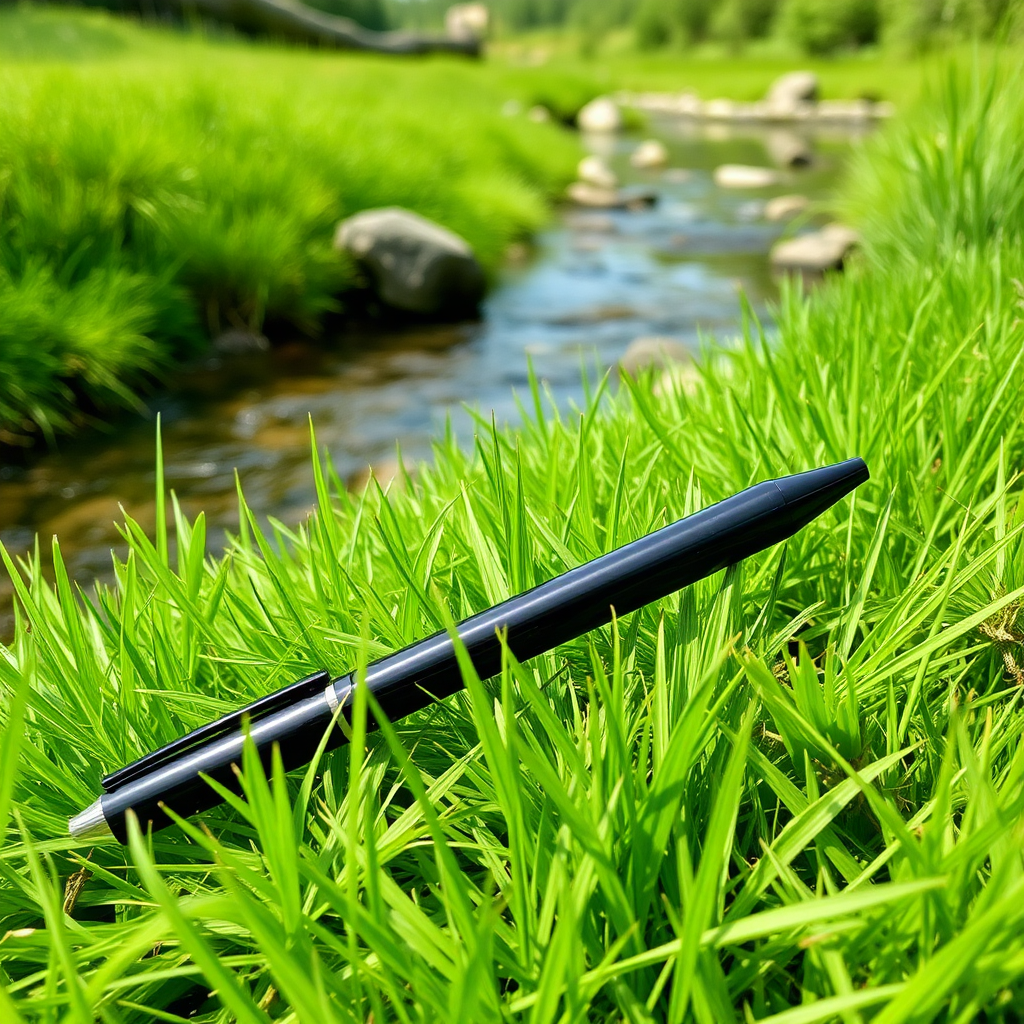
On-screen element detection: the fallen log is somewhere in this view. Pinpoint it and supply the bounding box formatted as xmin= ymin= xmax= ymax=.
xmin=91 ymin=0 xmax=482 ymax=55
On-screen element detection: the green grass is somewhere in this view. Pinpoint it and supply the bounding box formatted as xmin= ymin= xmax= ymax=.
xmin=0 ymin=5 xmax=583 ymax=443
xmin=2 ymin=58 xmax=1024 ymax=1021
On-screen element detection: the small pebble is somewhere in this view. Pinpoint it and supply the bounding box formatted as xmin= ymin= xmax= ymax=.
xmin=713 ymin=164 xmax=780 ymax=189
xmin=577 ymin=96 xmax=622 ymax=133
xmin=577 ymin=155 xmax=618 ymax=189
xmin=631 ymin=139 xmax=669 ymax=169
xmin=764 ymin=194 xmax=810 ymax=222
xmin=619 ymin=336 xmax=692 ymax=377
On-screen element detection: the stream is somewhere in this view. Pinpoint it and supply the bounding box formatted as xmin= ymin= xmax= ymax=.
xmin=0 ymin=117 xmax=868 ymax=629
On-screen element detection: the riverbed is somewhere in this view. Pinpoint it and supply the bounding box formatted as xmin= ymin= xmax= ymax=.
xmin=0 ymin=117 xmax=867 ymax=628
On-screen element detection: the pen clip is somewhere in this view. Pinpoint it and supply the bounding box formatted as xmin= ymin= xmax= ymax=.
xmin=100 ymin=670 xmax=332 ymax=793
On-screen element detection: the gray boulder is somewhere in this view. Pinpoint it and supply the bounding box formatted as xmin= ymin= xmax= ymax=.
xmin=335 ymin=208 xmax=485 ymax=316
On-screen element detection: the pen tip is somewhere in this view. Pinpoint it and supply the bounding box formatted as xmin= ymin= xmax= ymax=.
xmin=770 ymin=458 xmax=869 ymax=533
xmin=69 ymin=799 xmax=112 ymax=840
xmin=775 ymin=457 xmax=869 ymax=504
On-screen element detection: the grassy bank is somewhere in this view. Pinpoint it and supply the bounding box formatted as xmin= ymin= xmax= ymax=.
xmin=0 ymin=6 xmax=581 ymax=444
xmin=2 ymin=60 xmax=1024 ymax=1020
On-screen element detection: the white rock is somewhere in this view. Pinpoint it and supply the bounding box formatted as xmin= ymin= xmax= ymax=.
xmin=445 ymin=3 xmax=489 ymax=40
xmin=713 ymin=164 xmax=780 ymax=189
xmin=821 ymin=223 xmax=860 ymax=247
xmin=766 ymin=71 xmax=819 ymax=118
xmin=620 ymin=337 xmax=692 ymax=377
xmin=765 ymin=129 xmax=813 ymax=168
xmin=577 ymin=96 xmax=622 ymax=133
xmin=873 ymin=101 xmax=896 ymax=118
xmin=527 ymin=105 xmax=551 ymax=123
xmin=566 ymin=182 xmax=656 ymax=210
xmin=566 ymin=182 xmax=618 ymax=208
xmin=729 ymin=103 xmax=763 ymax=121
xmin=577 ymin=154 xmax=618 ymax=189
xmin=770 ymin=223 xmax=860 ymax=272
xmin=704 ymin=98 xmax=737 ymax=120
xmin=764 ymin=194 xmax=810 ymax=221
xmin=816 ymin=99 xmax=873 ymax=123
xmin=630 ymin=139 xmax=669 ymax=169
xmin=674 ymin=92 xmax=703 ymax=116
xmin=501 ymin=99 xmax=521 ymax=117
xmin=334 ymin=208 xmax=485 ymax=316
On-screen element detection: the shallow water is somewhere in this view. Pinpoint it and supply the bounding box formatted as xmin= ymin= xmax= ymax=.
xmin=0 ymin=117 xmax=867 ymax=624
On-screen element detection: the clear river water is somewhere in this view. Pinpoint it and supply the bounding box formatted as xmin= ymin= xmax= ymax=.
xmin=0 ymin=116 xmax=868 ymax=629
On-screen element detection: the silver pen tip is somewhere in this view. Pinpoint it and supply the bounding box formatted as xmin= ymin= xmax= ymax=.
xmin=69 ymin=799 xmax=112 ymax=839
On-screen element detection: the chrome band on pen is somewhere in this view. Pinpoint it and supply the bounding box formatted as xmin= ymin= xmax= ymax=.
xmin=325 ymin=677 xmax=353 ymax=712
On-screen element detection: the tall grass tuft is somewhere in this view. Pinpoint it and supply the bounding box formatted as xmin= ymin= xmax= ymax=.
xmin=844 ymin=61 xmax=1024 ymax=264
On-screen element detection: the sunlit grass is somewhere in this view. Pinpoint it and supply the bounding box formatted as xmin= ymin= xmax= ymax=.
xmin=845 ymin=62 xmax=1024 ymax=265
xmin=0 ymin=5 xmax=582 ymax=442
xmin=3 ymin=44 xmax=1024 ymax=1024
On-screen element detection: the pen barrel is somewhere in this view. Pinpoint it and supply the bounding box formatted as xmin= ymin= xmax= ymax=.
xmin=101 ymin=479 xmax=787 ymax=841
xmin=100 ymin=691 xmax=339 ymax=843
xmin=361 ymin=478 xmax=794 ymax=724
xmin=95 ymin=458 xmax=868 ymax=842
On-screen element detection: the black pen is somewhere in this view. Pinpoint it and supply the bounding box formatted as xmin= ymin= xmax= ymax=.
xmin=69 ymin=458 xmax=869 ymax=842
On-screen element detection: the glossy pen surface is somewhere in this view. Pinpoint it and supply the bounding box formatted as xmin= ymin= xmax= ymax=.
xmin=70 ymin=458 xmax=869 ymax=842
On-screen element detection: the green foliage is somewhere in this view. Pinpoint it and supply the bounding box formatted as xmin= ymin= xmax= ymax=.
xmin=882 ymin=0 xmax=1024 ymax=49
xmin=0 ymin=5 xmax=578 ymax=442
xmin=710 ymin=0 xmax=781 ymax=43
xmin=457 ymin=0 xmax=1024 ymax=51
xmin=634 ymin=0 xmax=680 ymax=49
xmin=3 ymin=58 xmax=1024 ymax=1021
xmin=634 ymin=0 xmax=769 ymax=48
xmin=779 ymin=0 xmax=880 ymax=54
xmin=630 ymin=0 xmax=712 ymax=47
xmin=778 ymin=0 xmax=1023 ymax=52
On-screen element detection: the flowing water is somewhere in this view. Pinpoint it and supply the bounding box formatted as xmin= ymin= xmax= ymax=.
xmin=0 ymin=118 xmax=868 ymax=628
